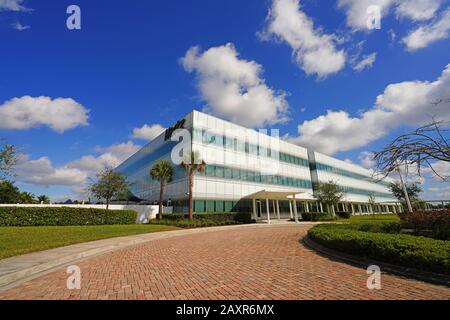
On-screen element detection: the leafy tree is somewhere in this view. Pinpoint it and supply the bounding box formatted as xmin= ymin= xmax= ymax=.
xmin=0 ymin=141 xmax=18 ymax=181
xmin=38 ymin=195 xmax=50 ymax=204
xmin=181 ymin=151 xmax=206 ymax=221
xmin=315 ymin=181 xmax=345 ymax=216
xmin=90 ymin=167 xmax=129 ymax=209
xmin=19 ymin=192 xmax=37 ymax=204
xmin=389 ymin=182 xmax=422 ymax=202
xmin=150 ymin=160 xmax=174 ymax=220
xmin=373 ymin=120 xmax=450 ymax=180
xmin=0 ymin=180 xmax=37 ymax=204
xmin=0 ymin=180 xmax=21 ymax=203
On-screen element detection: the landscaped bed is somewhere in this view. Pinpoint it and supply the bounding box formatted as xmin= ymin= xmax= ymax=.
xmin=0 ymin=224 xmax=180 ymax=260
xmin=308 ymin=213 xmax=450 ymax=275
xmin=149 ymin=213 xmax=255 ymax=228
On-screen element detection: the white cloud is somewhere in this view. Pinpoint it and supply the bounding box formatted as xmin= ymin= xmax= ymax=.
xmin=11 ymin=21 xmax=30 ymax=31
xmin=181 ymin=43 xmax=289 ymax=128
xmin=16 ymin=154 xmax=87 ymax=187
xmin=289 ymin=62 xmax=450 ymax=154
xmin=423 ymin=161 xmax=450 ymax=181
xmin=338 ymin=0 xmax=442 ymax=31
xmin=0 ymin=0 xmax=28 ymax=11
xmin=0 ymin=96 xmax=89 ymax=133
xmin=16 ymin=141 xmax=141 ymax=190
xmin=261 ymin=0 xmax=345 ymax=78
xmin=132 ymin=124 xmax=165 ymax=141
xmin=352 ymin=53 xmax=377 ymax=72
xmin=403 ymin=8 xmax=450 ymax=51
xmin=358 ymin=151 xmax=376 ymax=169
xmin=396 ymin=0 xmax=442 ymax=21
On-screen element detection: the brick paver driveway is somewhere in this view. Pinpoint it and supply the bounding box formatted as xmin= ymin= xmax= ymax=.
xmin=1 ymin=225 xmax=449 ymax=300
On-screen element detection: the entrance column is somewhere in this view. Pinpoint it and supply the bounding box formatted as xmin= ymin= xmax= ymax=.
xmin=289 ymin=201 xmax=293 ymax=219
xmin=252 ymin=198 xmax=257 ymax=220
xmin=266 ymin=198 xmax=271 ymax=224
xmin=293 ymin=196 xmax=299 ymax=223
xmin=305 ymin=201 xmax=309 ymax=213
xmin=276 ymin=200 xmax=281 ymax=220
xmin=393 ymin=205 xmax=397 ymax=214
xmin=319 ymin=203 xmax=323 ymax=213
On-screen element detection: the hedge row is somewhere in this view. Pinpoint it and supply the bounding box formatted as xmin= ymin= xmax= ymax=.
xmin=159 ymin=213 xmax=254 ymax=224
xmin=300 ymin=212 xmax=336 ymax=222
xmin=0 ymin=207 xmax=137 ymax=226
xmin=308 ymin=223 xmax=450 ymax=275
xmin=149 ymin=219 xmax=242 ymax=229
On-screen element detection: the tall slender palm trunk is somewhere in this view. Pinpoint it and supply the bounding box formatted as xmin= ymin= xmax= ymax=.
xmin=158 ymin=180 xmax=164 ymax=220
xmin=188 ymin=170 xmax=194 ymax=221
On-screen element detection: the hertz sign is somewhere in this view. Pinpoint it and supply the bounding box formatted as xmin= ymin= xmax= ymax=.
xmin=164 ymin=119 xmax=186 ymax=141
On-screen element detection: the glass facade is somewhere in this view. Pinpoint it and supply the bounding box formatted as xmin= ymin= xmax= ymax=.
xmin=201 ymin=164 xmax=313 ymax=189
xmin=312 ymin=162 xmax=390 ymax=187
xmin=193 ymin=128 xmax=309 ymax=168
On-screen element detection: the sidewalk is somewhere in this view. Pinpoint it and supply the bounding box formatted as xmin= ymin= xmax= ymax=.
xmin=0 ymin=222 xmax=309 ymax=292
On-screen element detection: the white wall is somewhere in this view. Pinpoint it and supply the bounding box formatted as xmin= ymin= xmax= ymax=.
xmin=0 ymin=204 xmax=173 ymax=224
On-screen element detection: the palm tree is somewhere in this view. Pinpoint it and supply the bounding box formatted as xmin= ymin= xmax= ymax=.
xmin=37 ymin=195 xmax=50 ymax=204
xmin=181 ymin=151 xmax=206 ymax=221
xmin=150 ymin=160 xmax=174 ymax=220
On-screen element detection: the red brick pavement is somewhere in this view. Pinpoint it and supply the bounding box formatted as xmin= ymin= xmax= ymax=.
xmin=0 ymin=225 xmax=449 ymax=300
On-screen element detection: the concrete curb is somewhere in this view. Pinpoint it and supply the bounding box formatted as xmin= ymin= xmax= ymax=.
xmin=303 ymin=235 xmax=450 ymax=288
xmin=0 ymin=222 xmax=309 ymax=292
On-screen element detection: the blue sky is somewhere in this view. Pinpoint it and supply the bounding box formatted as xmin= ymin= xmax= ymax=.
xmin=0 ymin=0 xmax=449 ymax=200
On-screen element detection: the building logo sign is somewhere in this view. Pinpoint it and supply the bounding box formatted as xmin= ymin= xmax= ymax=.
xmin=164 ymin=119 xmax=186 ymax=141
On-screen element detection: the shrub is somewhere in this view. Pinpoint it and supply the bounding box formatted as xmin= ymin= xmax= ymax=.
xmin=0 ymin=207 xmax=137 ymax=226
xmin=336 ymin=211 xmax=352 ymax=219
xmin=300 ymin=212 xmax=336 ymax=222
xmin=308 ymin=223 xmax=450 ymax=275
xmin=399 ymin=211 xmax=450 ymax=240
xmin=159 ymin=213 xmax=254 ymax=224
xmin=354 ymin=221 xmax=402 ymax=234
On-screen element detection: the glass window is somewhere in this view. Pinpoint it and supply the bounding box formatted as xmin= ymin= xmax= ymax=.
xmin=245 ymin=142 xmax=249 ymax=153
xmin=215 ymin=166 xmax=224 ymax=178
xmin=224 ymin=168 xmax=232 ymax=179
xmin=240 ymin=169 xmax=247 ymax=181
xmin=194 ymin=200 xmax=205 ymax=213
xmin=215 ymin=200 xmax=224 ymax=212
xmin=234 ymin=138 xmax=238 ymax=151
xmin=206 ymin=165 xmax=215 ymax=177
xmin=224 ymin=201 xmax=233 ymax=212
xmin=202 ymin=130 xmax=207 ymax=144
xmin=206 ymin=200 xmax=215 ymax=212
xmin=254 ymin=172 xmax=261 ymax=183
xmin=232 ymin=168 xmax=240 ymax=180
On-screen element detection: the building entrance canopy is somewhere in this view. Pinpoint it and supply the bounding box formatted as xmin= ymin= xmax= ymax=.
xmin=243 ymin=189 xmax=316 ymax=224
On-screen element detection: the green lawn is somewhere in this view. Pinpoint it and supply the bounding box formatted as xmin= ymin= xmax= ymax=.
xmin=0 ymin=224 xmax=180 ymax=260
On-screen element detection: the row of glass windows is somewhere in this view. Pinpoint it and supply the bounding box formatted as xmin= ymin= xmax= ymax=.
xmin=193 ymin=128 xmax=309 ymax=168
xmin=201 ymin=164 xmax=313 ymax=189
xmin=313 ymin=162 xmax=390 ymax=187
xmin=337 ymin=185 xmax=395 ymax=199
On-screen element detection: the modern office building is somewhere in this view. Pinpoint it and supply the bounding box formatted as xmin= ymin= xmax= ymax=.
xmin=116 ymin=110 xmax=400 ymax=221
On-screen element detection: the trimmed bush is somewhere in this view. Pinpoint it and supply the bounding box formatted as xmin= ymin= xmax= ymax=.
xmin=159 ymin=213 xmax=254 ymax=223
xmin=300 ymin=212 xmax=336 ymax=222
xmin=149 ymin=212 xmax=254 ymax=229
xmin=336 ymin=211 xmax=352 ymax=219
xmin=399 ymin=211 xmax=450 ymax=240
xmin=308 ymin=223 xmax=450 ymax=275
xmin=0 ymin=207 xmax=137 ymax=226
